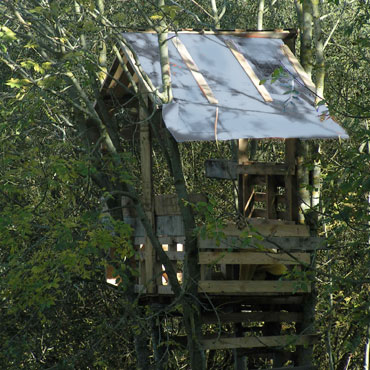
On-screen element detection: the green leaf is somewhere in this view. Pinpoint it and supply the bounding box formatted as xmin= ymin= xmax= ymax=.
xmin=0 ymin=26 xmax=17 ymax=41
xmin=6 ymin=78 xmax=31 ymax=89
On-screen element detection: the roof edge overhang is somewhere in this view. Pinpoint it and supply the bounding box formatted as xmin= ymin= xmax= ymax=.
xmin=124 ymin=28 xmax=297 ymax=38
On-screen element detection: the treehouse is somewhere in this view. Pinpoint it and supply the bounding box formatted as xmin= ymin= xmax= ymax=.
xmin=99 ymin=29 xmax=347 ymax=369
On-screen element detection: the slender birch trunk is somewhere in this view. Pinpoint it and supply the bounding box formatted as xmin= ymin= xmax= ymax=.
xmin=155 ymin=4 xmax=204 ymax=368
xmin=257 ymin=0 xmax=265 ymax=30
xmin=301 ymin=0 xmax=313 ymax=78
xmin=310 ymin=0 xmax=325 ymax=101
xmin=210 ymin=0 xmax=220 ymax=29
xmin=96 ymin=0 xmax=107 ymax=85
xmin=157 ymin=0 xmax=172 ymax=103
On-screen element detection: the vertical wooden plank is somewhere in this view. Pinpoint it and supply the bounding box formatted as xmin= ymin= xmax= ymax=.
xmin=140 ymin=91 xmax=156 ymax=293
xmin=238 ymin=139 xmax=248 ymax=216
xmin=267 ymin=175 xmax=277 ymax=219
xmin=238 ymin=139 xmax=255 ymax=280
xmin=169 ymin=242 xmax=179 ymax=286
xmin=285 ymin=139 xmax=298 ymax=222
xmin=285 ymin=139 xmax=296 ymax=166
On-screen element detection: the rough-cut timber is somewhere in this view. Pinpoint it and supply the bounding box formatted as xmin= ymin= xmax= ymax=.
xmin=198 ymin=251 xmax=310 ymax=265
xmin=205 ymin=159 xmax=295 ymax=180
xmin=200 ymin=334 xmax=317 ymax=350
xmin=198 ymin=280 xmax=311 ymax=294
xmin=198 ymin=236 xmax=323 ymax=251
xmin=201 ymin=311 xmax=303 ymax=324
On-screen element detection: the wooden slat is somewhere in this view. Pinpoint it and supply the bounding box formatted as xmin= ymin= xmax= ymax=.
xmin=199 ymin=251 xmax=310 ymax=265
xmin=238 ymin=163 xmax=294 ymax=176
xmin=198 ymin=235 xmax=322 ymax=251
xmin=200 ymin=334 xmax=317 ymax=350
xmin=198 ymin=280 xmax=311 ymax=294
xmin=224 ymin=39 xmax=273 ymax=102
xmin=201 ymin=311 xmax=303 ymax=324
xmin=252 ymin=366 xmax=316 ymax=370
xmin=119 ymin=41 xmax=154 ymax=97
xmin=172 ymin=37 xmax=218 ymax=105
xmin=280 ymin=44 xmax=317 ymax=94
xmin=205 ymin=160 xmax=295 ymax=179
xmin=225 ymin=223 xmax=310 ymax=237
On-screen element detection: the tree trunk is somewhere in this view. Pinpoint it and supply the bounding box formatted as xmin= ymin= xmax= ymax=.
xmin=134 ymin=331 xmax=151 ymax=370
xmin=300 ymin=0 xmax=313 ymax=77
xmin=151 ymin=317 xmax=167 ymax=370
xmin=257 ymin=0 xmax=264 ymax=30
xmin=310 ymin=0 xmax=325 ymax=101
xmin=211 ymin=0 xmax=221 ymax=29
xmin=164 ymin=130 xmax=205 ymax=370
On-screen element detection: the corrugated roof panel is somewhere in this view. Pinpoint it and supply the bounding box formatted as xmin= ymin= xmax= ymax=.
xmin=121 ymin=32 xmax=348 ymax=141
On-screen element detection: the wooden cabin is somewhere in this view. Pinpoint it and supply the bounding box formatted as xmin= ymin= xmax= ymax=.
xmin=99 ymin=29 xmax=347 ymax=369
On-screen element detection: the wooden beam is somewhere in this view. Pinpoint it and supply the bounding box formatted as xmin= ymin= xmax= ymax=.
xmin=198 ymin=236 xmax=322 ymax=251
xmin=198 ymin=280 xmax=311 ymax=294
xmin=199 ymin=251 xmax=310 ymax=265
xmin=239 ymin=163 xmax=295 ymax=176
xmin=172 ymin=37 xmax=218 ymax=105
xmin=251 ymin=366 xmax=316 ymax=370
xmin=224 ymin=223 xmax=310 ymax=237
xmin=205 ymin=160 xmax=295 ymax=180
xmin=224 ymin=39 xmax=273 ymax=102
xmin=280 ymin=44 xmax=317 ymax=94
xmin=201 ymin=311 xmax=303 ymax=324
xmin=200 ymin=334 xmax=317 ymax=350
xmin=119 ymin=41 xmax=154 ymax=99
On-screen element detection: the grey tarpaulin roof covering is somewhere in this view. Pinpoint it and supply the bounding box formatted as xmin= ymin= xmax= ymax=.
xmin=121 ymin=32 xmax=348 ymax=142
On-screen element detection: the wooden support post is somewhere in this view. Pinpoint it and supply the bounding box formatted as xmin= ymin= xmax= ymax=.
xmin=267 ymin=175 xmax=277 ymax=219
xmin=285 ymin=139 xmax=298 ymax=222
xmin=140 ymin=92 xmax=156 ymax=293
xmin=169 ymin=242 xmax=179 ymax=285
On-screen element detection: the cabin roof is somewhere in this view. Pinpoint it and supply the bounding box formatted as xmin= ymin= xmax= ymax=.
xmin=106 ymin=30 xmax=348 ymax=141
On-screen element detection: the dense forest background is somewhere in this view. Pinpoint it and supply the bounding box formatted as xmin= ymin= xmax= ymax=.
xmin=0 ymin=0 xmax=369 ymax=369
